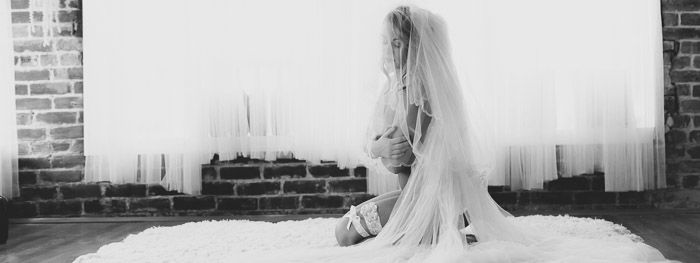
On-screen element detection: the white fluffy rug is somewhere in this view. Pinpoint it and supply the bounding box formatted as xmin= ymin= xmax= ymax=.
xmin=73 ymin=215 xmax=674 ymax=263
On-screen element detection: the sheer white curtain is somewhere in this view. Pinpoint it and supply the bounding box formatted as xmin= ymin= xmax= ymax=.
xmin=1 ymin=0 xmax=20 ymax=198
xmin=84 ymin=0 xmax=664 ymax=195
xmin=425 ymin=0 xmax=665 ymax=191
xmin=83 ymin=0 xmax=395 ymax=194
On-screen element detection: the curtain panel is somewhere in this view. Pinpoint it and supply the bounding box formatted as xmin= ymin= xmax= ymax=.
xmin=83 ymin=0 xmax=665 ymax=195
xmin=1 ymin=0 xmax=20 ymax=198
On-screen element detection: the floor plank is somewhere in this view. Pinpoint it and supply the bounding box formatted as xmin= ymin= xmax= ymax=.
xmin=1 ymin=211 xmax=698 ymax=263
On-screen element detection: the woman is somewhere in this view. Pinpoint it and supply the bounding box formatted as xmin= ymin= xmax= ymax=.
xmin=334 ymin=5 xmax=532 ymax=250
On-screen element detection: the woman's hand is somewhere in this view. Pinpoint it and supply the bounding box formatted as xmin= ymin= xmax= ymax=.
xmin=371 ymin=126 xmax=412 ymax=159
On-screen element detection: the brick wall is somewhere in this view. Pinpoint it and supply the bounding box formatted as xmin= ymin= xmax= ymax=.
xmin=10 ymin=0 xmax=87 ymax=217
xmin=662 ymin=0 xmax=700 ymax=190
xmin=6 ymin=0 xmax=700 ymax=217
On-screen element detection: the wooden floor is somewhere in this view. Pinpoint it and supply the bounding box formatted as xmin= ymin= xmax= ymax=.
xmin=0 ymin=211 xmax=698 ymax=263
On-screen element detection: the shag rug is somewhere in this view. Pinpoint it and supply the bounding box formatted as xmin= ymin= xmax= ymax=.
xmin=73 ymin=215 xmax=674 ymax=263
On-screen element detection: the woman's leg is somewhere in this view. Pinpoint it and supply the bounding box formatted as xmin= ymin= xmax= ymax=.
xmin=335 ymin=170 xmax=411 ymax=246
xmin=335 ymin=189 xmax=402 ymax=246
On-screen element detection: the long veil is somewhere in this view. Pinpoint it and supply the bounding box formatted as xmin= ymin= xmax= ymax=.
xmin=267 ymin=5 xmax=539 ymax=262
xmin=364 ymin=4 xmax=537 ymax=247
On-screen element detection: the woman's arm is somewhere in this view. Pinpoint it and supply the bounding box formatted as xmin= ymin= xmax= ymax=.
xmin=389 ymin=96 xmax=431 ymax=167
xmin=366 ymin=127 xmax=410 ymax=159
xmin=405 ymin=100 xmax=432 ymax=144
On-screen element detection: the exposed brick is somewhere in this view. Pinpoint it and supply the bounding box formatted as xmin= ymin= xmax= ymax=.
xmin=9 ymin=201 xmax=36 ymax=218
xmin=14 ymin=40 xmax=51 ymax=52
xmin=236 ymin=182 xmax=280 ymax=195
xmin=31 ymin=11 xmax=42 ymax=22
xmin=51 ymin=155 xmax=84 ymax=168
xmin=18 ymin=171 xmax=37 ymax=185
xmin=15 ymin=84 xmax=27 ymax=95
xmin=201 ymin=182 xmax=234 ymax=195
xmin=52 ymin=68 xmax=69 ymax=79
xmin=665 ymin=96 xmax=678 ymax=112
xmin=18 ymin=157 xmax=50 ymax=169
xmin=54 ymin=22 xmax=82 ymax=37
xmin=680 ymin=41 xmax=700 ymax=54
xmin=17 ymin=128 xmax=45 ymax=140
xmin=663 ymin=12 xmax=679 ymax=27
xmin=30 ymin=142 xmax=51 ymax=155
xmin=39 ymin=170 xmax=83 ymax=183
xmin=11 ymin=0 xmax=29 ymax=9
xmin=29 ymin=25 xmax=43 ymax=37
xmin=217 ymin=197 xmax=257 ymax=210
xmin=15 ymin=69 xmax=50 ymax=81
xmin=147 ymin=184 xmax=182 ymax=196
xmin=301 ymin=195 xmax=344 ymax=209
xmin=671 ymin=114 xmax=691 ymax=128
xmin=30 ymin=82 xmax=70 ymax=95
xmin=662 ymin=0 xmax=700 ymax=11
xmin=688 ymin=146 xmax=700 ymax=158
xmin=20 ymin=186 xmax=57 ymax=200
xmin=680 ymin=99 xmax=700 ymax=113
xmin=40 ymin=54 xmax=57 ymax=66
xmin=308 ymin=165 xmax=349 ymax=177
xmin=50 ymin=126 xmax=83 ymax=139
xmin=574 ymin=192 xmax=616 ymax=204
xmin=15 ymin=55 xmax=38 ymax=67
xmin=491 ymin=192 xmax=517 ymax=205
xmin=57 ymin=10 xmax=81 ymax=23
xmin=528 ymin=192 xmax=574 ymax=205
xmin=38 ymin=200 xmax=82 ymax=215
xmin=35 ymin=112 xmax=77 ymax=124
xmin=681 ymin=13 xmax=700 ymax=26
xmin=52 ymin=142 xmax=71 ymax=151
xmin=11 ymin=12 xmax=30 ymax=23
xmin=663 ymin=28 xmax=700 ymax=40
xmin=220 ymin=166 xmax=259 ymax=180
xmin=12 ymin=25 xmax=28 ymax=37
xmin=263 ymin=165 xmax=306 ymax=179
xmin=683 ymin=175 xmax=699 ymax=188
xmin=202 ymin=167 xmax=217 ymax=181
xmin=680 ymin=160 xmax=700 ymax=173
xmin=54 ymin=97 xmax=83 ymax=109
xmin=328 ymin=179 xmax=367 ymax=193
xmin=591 ymin=176 xmax=605 ymax=191
xmin=666 ymin=130 xmax=687 ymax=144
xmin=70 ymin=139 xmax=83 ymax=153
xmin=354 ymin=167 xmax=367 ymax=177
xmin=547 ymin=177 xmax=590 ymax=191
xmin=346 ymin=193 xmax=375 ymax=206
xmin=105 ymin=184 xmax=147 ymax=197
xmin=173 ymin=196 xmax=215 ymax=210
xmin=60 ymin=0 xmax=81 ymax=9
xmin=84 ymin=199 xmax=127 ymax=213
xmin=672 ymin=56 xmax=691 ymax=69
xmin=259 ymin=196 xmax=298 ymax=210
xmin=129 ymin=198 xmax=171 ymax=211
xmin=60 ymin=184 xmax=101 ymax=199
xmin=16 ymin=98 xmax=51 ymax=110
xmin=664 ymin=40 xmax=677 ymax=52
xmin=283 ymin=180 xmax=326 ymax=194
xmin=17 ymin=143 xmax=30 ymax=155
xmin=60 ymin=53 xmax=82 ymax=66
xmin=67 ymin=67 xmax=83 ymax=79
xmin=73 ymin=81 xmax=83 ymax=93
